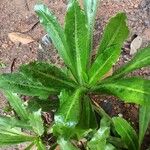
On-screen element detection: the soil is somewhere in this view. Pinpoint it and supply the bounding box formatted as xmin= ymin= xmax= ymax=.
xmin=0 ymin=0 xmax=150 ymax=149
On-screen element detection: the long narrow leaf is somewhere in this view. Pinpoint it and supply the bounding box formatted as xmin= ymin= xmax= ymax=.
xmin=83 ymin=0 xmax=100 ymax=52
xmin=92 ymin=77 xmax=150 ymax=105
xmin=139 ymin=105 xmax=150 ymax=146
xmin=112 ymin=117 xmax=138 ymax=150
xmin=89 ymin=45 xmax=121 ymax=85
xmin=112 ymin=47 xmax=150 ymax=79
xmin=0 ymin=128 xmax=35 ymax=146
xmin=87 ymin=127 xmax=110 ymax=150
xmin=58 ymin=138 xmax=79 ymax=150
xmin=89 ymin=13 xmax=129 ymax=85
xmin=27 ymin=97 xmax=59 ymax=112
xmin=35 ymin=138 xmax=46 ymax=150
xmin=25 ymin=142 xmax=35 ymax=150
xmin=4 ymin=91 xmax=29 ymax=121
xmin=87 ymin=117 xmax=111 ymax=150
xmin=77 ymin=96 xmax=97 ymax=129
xmin=0 ymin=116 xmax=31 ymax=130
xmin=34 ymin=4 xmax=76 ymax=77
xmin=75 ymin=96 xmax=97 ymax=139
xmin=105 ymin=144 xmax=116 ymax=150
xmin=29 ymin=109 xmax=44 ymax=136
xmin=65 ymin=0 xmax=89 ymax=84
xmin=0 ymin=73 xmax=56 ymax=98
xmin=98 ymin=13 xmax=129 ymax=55
xmin=53 ymin=88 xmax=84 ymax=138
xmin=20 ymin=62 xmax=77 ymax=90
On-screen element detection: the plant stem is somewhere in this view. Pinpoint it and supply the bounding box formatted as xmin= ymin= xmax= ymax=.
xmin=92 ymin=101 xmax=112 ymax=123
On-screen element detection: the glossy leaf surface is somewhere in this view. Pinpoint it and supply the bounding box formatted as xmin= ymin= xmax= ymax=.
xmin=34 ymin=4 xmax=76 ymax=75
xmin=35 ymin=138 xmax=46 ymax=150
xmin=87 ymin=127 xmax=110 ymax=150
xmin=0 ymin=116 xmax=31 ymax=130
xmin=89 ymin=13 xmax=129 ymax=85
xmin=0 ymin=73 xmax=55 ymax=98
xmin=65 ymin=0 xmax=89 ymax=83
xmin=5 ymin=91 xmax=29 ymax=121
xmin=139 ymin=105 xmax=150 ymax=146
xmin=0 ymin=128 xmax=35 ymax=146
xmin=58 ymin=138 xmax=79 ymax=150
xmin=83 ymin=0 xmax=99 ymax=43
xmin=83 ymin=0 xmax=99 ymax=32
xmin=113 ymin=117 xmax=138 ymax=150
xmin=112 ymin=47 xmax=150 ymax=79
xmin=29 ymin=109 xmax=44 ymax=136
xmin=20 ymin=62 xmax=76 ymax=91
xmin=53 ymin=88 xmax=84 ymax=138
xmin=77 ymin=96 xmax=97 ymax=130
xmin=98 ymin=13 xmax=129 ymax=54
xmin=28 ymin=97 xmax=59 ymax=112
xmin=93 ymin=77 xmax=150 ymax=105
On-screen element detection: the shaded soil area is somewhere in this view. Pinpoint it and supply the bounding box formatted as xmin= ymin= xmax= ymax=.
xmin=0 ymin=0 xmax=150 ymax=149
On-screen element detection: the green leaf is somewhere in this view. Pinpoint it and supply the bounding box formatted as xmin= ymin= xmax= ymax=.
xmin=28 ymin=97 xmax=59 ymax=112
xmin=65 ymin=0 xmax=89 ymax=84
xmin=98 ymin=12 xmax=129 ymax=54
xmin=58 ymin=138 xmax=79 ymax=150
xmin=112 ymin=117 xmax=138 ymax=150
xmin=0 ymin=72 xmax=56 ymax=99
xmin=89 ymin=13 xmax=129 ymax=85
xmin=20 ymin=62 xmax=77 ymax=91
xmin=93 ymin=77 xmax=150 ymax=105
xmin=59 ymin=90 xmax=70 ymax=107
xmin=83 ymin=0 xmax=99 ymax=34
xmin=34 ymin=4 xmax=76 ymax=77
xmin=83 ymin=0 xmax=100 ymax=51
xmin=87 ymin=126 xmax=110 ymax=150
xmin=0 ymin=128 xmax=35 ymax=146
xmin=75 ymin=96 xmax=97 ymax=139
xmin=24 ymin=142 xmax=35 ymax=150
xmin=108 ymin=136 xmax=127 ymax=149
xmin=0 ymin=116 xmax=32 ymax=130
xmin=29 ymin=109 xmax=44 ymax=136
xmin=35 ymin=138 xmax=46 ymax=150
xmin=139 ymin=105 xmax=150 ymax=146
xmin=89 ymin=45 xmax=120 ymax=85
xmin=105 ymin=143 xmax=116 ymax=150
xmin=4 ymin=91 xmax=29 ymax=121
xmin=77 ymin=96 xmax=97 ymax=129
xmin=112 ymin=47 xmax=150 ymax=79
xmin=53 ymin=88 xmax=84 ymax=138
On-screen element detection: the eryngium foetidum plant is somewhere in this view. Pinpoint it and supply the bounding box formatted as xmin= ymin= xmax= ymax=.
xmin=0 ymin=0 xmax=150 ymax=149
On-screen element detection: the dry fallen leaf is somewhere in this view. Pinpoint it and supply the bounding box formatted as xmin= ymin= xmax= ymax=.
xmin=55 ymin=145 xmax=60 ymax=150
xmin=142 ymin=28 xmax=150 ymax=41
xmin=102 ymin=68 xmax=113 ymax=79
xmin=130 ymin=36 xmax=142 ymax=55
xmin=8 ymin=32 xmax=34 ymax=44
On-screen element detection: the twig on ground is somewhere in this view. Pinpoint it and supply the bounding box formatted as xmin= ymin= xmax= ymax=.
xmin=10 ymin=58 xmax=17 ymax=73
xmin=22 ymin=20 xmax=40 ymax=33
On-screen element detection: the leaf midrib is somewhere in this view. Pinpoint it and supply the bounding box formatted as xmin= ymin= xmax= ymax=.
xmin=89 ymin=50 xmax=116 ymax=85
xmin=6 ymin=92 xmax=28 ymax=120
xmin=98 ymin=84 xmax=150 ymax=95
xmin=74 ymin=4 xmax=83 ymax=83
xmin=64 ymin=89 xmax=81 ymax=124
xmin=114 ymin=55 xmax=150 ymax=77
xmin=39 ymin=9 xmax=75 ymax=71
xmin=100 ymin=16 xmax=124 ymax=52
xmin=115 ymin=120 xmax=137 ymax=150
xmin=1 ymin=76 xmax=55 ymax=92
xmin=35 ymin=69 xmax=76 ymax=88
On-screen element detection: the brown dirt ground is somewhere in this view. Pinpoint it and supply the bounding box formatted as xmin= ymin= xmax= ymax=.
xmin=0 ymin=0 xmax=150 ymax=149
